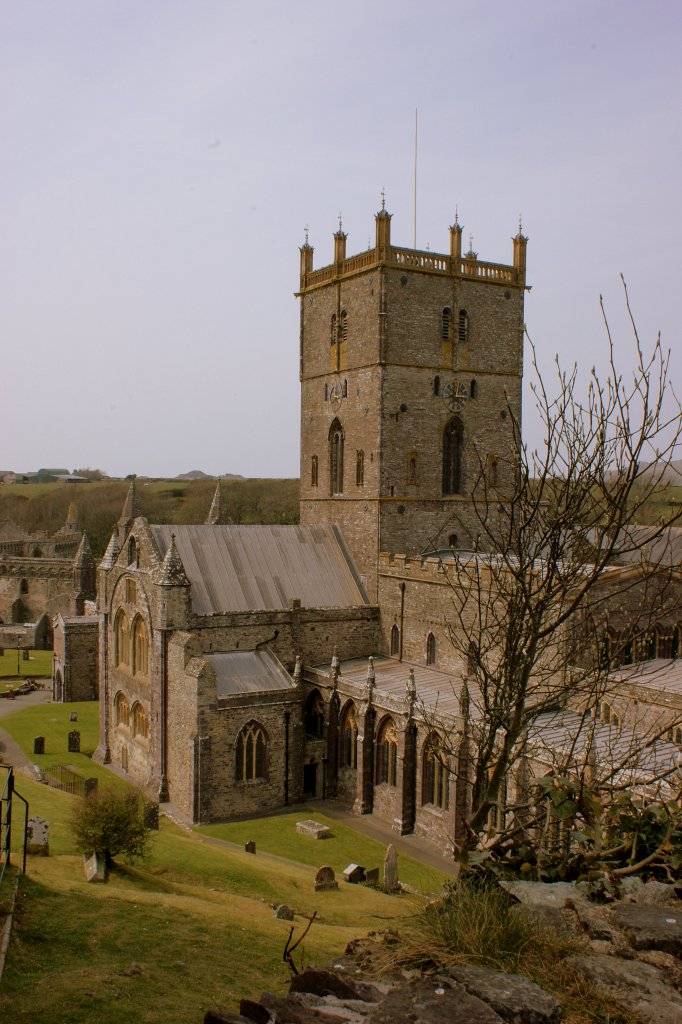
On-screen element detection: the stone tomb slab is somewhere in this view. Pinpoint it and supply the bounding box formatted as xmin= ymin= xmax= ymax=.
xmin=296 ymin=819 xmax=331 ymax=839
xmin=343 ymin=863 xmax=366 ymax=884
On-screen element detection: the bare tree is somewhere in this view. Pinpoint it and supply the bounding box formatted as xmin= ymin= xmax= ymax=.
xmin=425 ymin=281 xmax=682 ymax=859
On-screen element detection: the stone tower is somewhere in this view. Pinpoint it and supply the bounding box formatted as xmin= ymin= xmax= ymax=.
xmin=298 ymin=206 xmax=527 ymax=599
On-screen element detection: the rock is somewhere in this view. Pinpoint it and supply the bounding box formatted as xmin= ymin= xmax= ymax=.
xmin=569 ymin=953 xmax=682 ymax=1024
xmin=447 ymin=965 xmax=562 ymax=1023
xmin=629 ymin=880 xmax=679 ymax=906
xmin=204 ymin=1012 xmax=252 ymax=1024
xmin=121 ymin=962 xmax=144 ymax=976
xmin=238 ymin=999 xmax=273 ymax=1023
xmin=260 ymin=992 xmax=344 ymax=1023
xmin=367 ymin=978 xmax=504 ymax=1023
xmin=289 ymin=968 xmax=367 ymax=1001
xmin=518 ymin=905 xmax=569 ymax=935
xmin=609 ymin=903 xmax=682 ymax=956
xmin=275 ymin=904 xmax=295 ymax=921
xmin=570 ymin=903 xmax=621 ymax=943
xmin=499 ymin=880 xmax=581 ymax=909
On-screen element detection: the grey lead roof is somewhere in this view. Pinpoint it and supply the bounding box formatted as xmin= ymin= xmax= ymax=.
xmin=150 ymin=524 xmax=369 ymax=615
xmin=207 ymin=650 xmax=294 ymax=697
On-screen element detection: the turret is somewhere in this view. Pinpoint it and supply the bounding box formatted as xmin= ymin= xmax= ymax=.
xmin=449 ymin=216 xmax=463 ymax=261
xmin=333 ymin=219 xmax=347 ymax=267
xmin=375 ymin=202 xmax=392 ymax=251
xmin=513 ymin=220 xmax=528 ymax=285
xmin=73 ymin=532 xmax=96 ymax=608
xmin=299 ymin=229 xmax=314 ymax=288
xmin=64 ymin=502 xmax=81 ymax=533
xmin=153 ymin=534 xmax=191 ymax=629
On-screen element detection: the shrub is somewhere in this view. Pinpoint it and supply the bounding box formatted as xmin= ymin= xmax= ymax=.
xmin=70 ymin=786 xmax=153 ymax=866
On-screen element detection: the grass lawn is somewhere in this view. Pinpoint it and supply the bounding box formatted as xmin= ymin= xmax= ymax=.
xmin=0 ymin=649 xmax=53 ymax=680
xmin=0 ymin=701 xmax=112 ymax=780
xmin=198 ymin=814 xmax=447 ymax=895
xmin=0 ymin=703 xmax=431 ymax=1023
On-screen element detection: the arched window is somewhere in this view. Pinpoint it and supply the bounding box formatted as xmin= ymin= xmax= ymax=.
xmin=449 ymin=534 xmax=458 ymax=548
xmin=311 ymin=455 xmax=319 ymax=487
xmin=20 ymin=578 xmax=28 ymax=594
xmin=434 ymin=375 xmax=441 ymax=396
xmin=115 ymin=691 xmax=130 ymax=728
xmin=390 ymin=624 xmax=400 ymax=657
xmin=487 ymin=455 xmax=499 ymax=487
xmin=426 ymin=632 xmax=437 ymax=666
xmin=114 ymin=609 xmax=130 ymax=668
xmin=324 ymin=383 xmax=329 ymax=401
xmin=340 ymin=310 xmax=348 ymax=343
xmin=342 ymin=378 xmax=348 ymax=398
xmin=422 ymin=735 xmax=449 ymax=809
xmin=442 ymin=416 xmax=464 ymax=495
xmin=131 ymin=701 xmax=149 ymax=739
xmin=407 ymin=454 xmax=418 ymax=485
xmin=356 ymin=449 xmax=364 ymax=487
xmin=470 ymin=379 xmax=478 ymax=400
xmin=132 ymin=616 xmax=149 ymax=677
xmin=304 ymin=690 xmax=325 ymax=738
xmin=32 ymin=547 xmax=42 ymax=557
xmin=236 ymin=721 xmax=268 ymax=782
xmin=329 ymin=418 xmax=344 ymax=495
xmin=441 ymin=307 xmax=452 ymax=340
xmin=376 ymin=717 xmax=398 ymax=786
xmin=458 ymin=309 xmax=469 ymax=342
xmin=339 ymin=703 xmax=358 ymax=769
xmin=648 ymin=632 xmax=658 ymax=660
xmin=330 ymin=314 xmax=337 ymax=347
xmin=128 ymin=537 xmax=138 ymax=567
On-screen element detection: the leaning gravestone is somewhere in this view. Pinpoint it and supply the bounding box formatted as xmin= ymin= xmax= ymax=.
xmin=275 ymin=904 xmax=295 ymax=920
xmin=384 ymin=843 xmax=399 ymax=891
xmin=33 ymin=736 xmax=45 ymax=755
xmin=365 ymin=867 xmax=380 ymax=885
xmin=84 ymin=851 xmax=107 ymax=883
xmin=68 ymin=730 xmax=80 ymax=753
xmin=314 ymin=865 xmax=339 ymax=891
xmin=245 ymin=840 xmax=256 ymax=854
xmin=26 ymin=816 xmax=50 ymax=856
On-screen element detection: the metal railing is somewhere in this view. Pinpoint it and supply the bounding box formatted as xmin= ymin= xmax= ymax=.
xmin=1 ymin=765 xmax=28 ymax=883
xmin=42 ymin=765 xmax=97 ymax=799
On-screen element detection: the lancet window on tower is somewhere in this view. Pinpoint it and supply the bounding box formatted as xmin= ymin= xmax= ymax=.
xmin=458 ymin=309 xmax=469 ymax=342
xmin=442 ymin=416 xmax=464 ymax=495
xmin=356 ymin=449 xmax=364 ymax=487
xmin=329 ymin=418 xmax=344 ymax=495
xmin=311 ymin=455 xmax=319 ymax=487
xmin=441 ymin=307 xmax=452 ymax=340
xmin=426 ymin=632 xmax=437 ymax=666
xmin=390 ymin=624 xmax=400 ymax=657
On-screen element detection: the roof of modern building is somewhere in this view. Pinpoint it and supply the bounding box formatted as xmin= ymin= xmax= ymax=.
xmin=207 ymin=650 xmax=295 ymax=697
xmin=150 ymin=523 xmax=369 ymax=615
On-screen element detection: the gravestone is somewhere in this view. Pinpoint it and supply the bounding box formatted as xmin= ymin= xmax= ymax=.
xmin=33 ymin=736 xmax=45 ymax=755
xmin=365 ymin=867 xmax=380 ymax=885
xmin=22 ymin=649 xmax=29 ymax=661
xmin=275 ymin=904 xmax=295 ymax=921
xmin=314 ymin=865 xmax=338 ymax=891
xmin=296 ymin=819 xmax=331 ymax=839
xmin=84 ymin=851 xmax=107 ymax=883
xmin=245 ymin=840 xmax=256 ymax=854
xmin=69 ymin=711 xmax=78 ymax=722
xmin=144 ymin=801 xmax=159 ymax=829
xmin=26 ymin=816 xmax=50 ymax=856
xmin=84 ymin=778 xmax=98 ymax=798
xmin=68 ymin=730 xmax=80 ymax=753
xmin=384 ymin=843 xmax=399 ymax=891
xmin=343 ymin=864 xmax=366 ymax=884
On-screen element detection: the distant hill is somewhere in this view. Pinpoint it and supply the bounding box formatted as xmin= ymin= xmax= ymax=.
xmin=175 ymin=470 xmax=245 ymax=481
xmin=636 ymin=459 xmax=682 ymax=485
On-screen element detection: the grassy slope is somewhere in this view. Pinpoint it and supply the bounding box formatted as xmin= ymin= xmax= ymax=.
xmin=0 ymin=703 xmax=439 ymax=1023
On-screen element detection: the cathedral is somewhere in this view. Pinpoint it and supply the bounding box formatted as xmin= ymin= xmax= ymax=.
xmin=57 ymin=206 xmax=681 ymax=856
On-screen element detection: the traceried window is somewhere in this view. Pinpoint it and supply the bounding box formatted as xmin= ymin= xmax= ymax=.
xmin=131 ymin=701 xmax=149 ymax=739
xmin=441 ymin=307 xmax=452 ymax=340
xmin=304 ymin=690 xmax=325 ymax=738
xmin=311 ymin=455 xmax=319 ymax=487
xmin=426 ymin=632 xmax=437 ymax=666
xmin=442 ymin=416 xmax=464 ymax=495
xmin=114 ymin=609 xmax=130 ymax=668
xmin=376 ymin=717 xmax=398 ymax=786
xmin=236 ymin=721 xmax=268 ymax=782
xmin=390 ymin=624 xmax=400 ymax=657
xmin=125 ymin=578 xmax=137 ymax=603
xmin=132 ymin=616 xmax=149 ymax=677
xmin=329 ymin=418 xmax=344 ymax=495
xmin=115 ymin=691 xmax=130 ymax=728
xmin=458 ymin=309 xmax=469 ymax=342
xmin=340 ymin=703 xmax=358 ymax=769
xmin=356 ymin=449 xmax=365 ymax=487
xmin=422 ymin=735 xmax=449 ymax=809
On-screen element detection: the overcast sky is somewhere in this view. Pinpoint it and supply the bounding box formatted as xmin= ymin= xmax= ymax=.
xmin=3 ymin=1 xmax=680 ymax=478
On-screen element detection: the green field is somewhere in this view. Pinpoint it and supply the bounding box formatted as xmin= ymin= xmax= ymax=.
xmin=0 ymin=702 xmax=440 ymax=1023
xmin=0 ymin=649 xmax=53 ymax=680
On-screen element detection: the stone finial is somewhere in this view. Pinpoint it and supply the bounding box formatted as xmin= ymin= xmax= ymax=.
xmin=365 ymin=656 xmax=376 ymax=700
xmin=406 ymin=667 xmax=417 ymax=701
xmin=293 ymin=654 xmax=302 ymax=683
xmin=460 ymin=677 xmax=470 ymax=721
xmin=119 ymin=479 xmax=143 ymax=527
xmin=74 ymin=532 xmax=93 ymax=567
xmin=206 ymin=480 xmax=232 ymax=525
xmin=100 ymin=531 xmax=120 ymax=570
xmin=154 ymin=534 xmax=190 ymax=587
xmin=330 ymin=651 xmax=340 ymax=689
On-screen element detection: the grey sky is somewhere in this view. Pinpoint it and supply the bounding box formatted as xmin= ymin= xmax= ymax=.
xmin=3 ymin=1 xmax=680 ymax=478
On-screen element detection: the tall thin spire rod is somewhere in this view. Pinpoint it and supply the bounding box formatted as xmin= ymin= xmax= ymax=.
xmin=413 ymin=108 xmax=418 ymax=249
